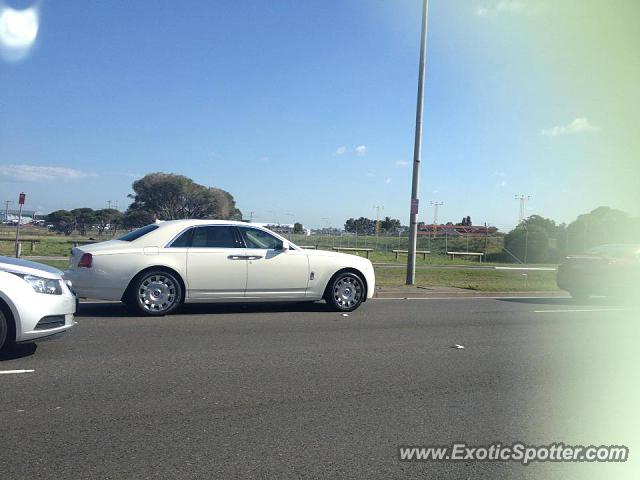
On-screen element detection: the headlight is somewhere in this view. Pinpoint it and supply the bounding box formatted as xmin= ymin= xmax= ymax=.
xmin=11 ymin=273 xmax=63 ymax=295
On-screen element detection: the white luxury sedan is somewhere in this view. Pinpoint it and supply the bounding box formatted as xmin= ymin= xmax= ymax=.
xmin=65 ymin=220 xmax=375 ymax=315
xmin=0 ymin=256 xmax=76 ymax=351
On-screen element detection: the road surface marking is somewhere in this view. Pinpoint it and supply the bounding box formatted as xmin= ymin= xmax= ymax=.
xmin=533 ymin=308 xmax=626 ymax=314
xmin=0 ymin=369 xmax=35 ymax=375
xmin=375 ymin=296 xmax=569 ymax=301
xmin=495 ymin=266 xmax=557 ymax=271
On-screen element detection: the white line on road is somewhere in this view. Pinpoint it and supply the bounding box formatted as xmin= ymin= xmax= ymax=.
xmin=0 ymin=369 xmax=35 ymax=375
xmin=495 ymin=267 xmax=557 ymax=271
xmin=375 ymin=296 xmax=569 ymax=301
xmin=533 ymin=308 xmax=626 ymax=314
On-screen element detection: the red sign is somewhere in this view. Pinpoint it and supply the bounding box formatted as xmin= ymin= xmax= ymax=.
xmin=410 ymin=198 xmax=419 ymax=215
xmin=18 ymin=192 xmax=26 ymax=205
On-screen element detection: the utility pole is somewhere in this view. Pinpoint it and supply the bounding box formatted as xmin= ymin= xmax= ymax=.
xmin=430 ymin=201 xmax=443 ymax=238
xmin=373 ymin=205 xmax=383 ymax=236
xmin=249 ymin=211 xmax=254 ymax=222
xmin=515 ymin=194 xmax=531 ymax=224
xmin=406 ymin=0 xmax=429 ymax=285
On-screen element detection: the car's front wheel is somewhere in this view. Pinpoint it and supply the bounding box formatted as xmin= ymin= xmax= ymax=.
xmin=131 ymin=270 xmax=183 ymax=316
xmin=325 ymin=272 xmax=365 ymax=312
xmin=0 ymin=310 xmax=8 ymax=351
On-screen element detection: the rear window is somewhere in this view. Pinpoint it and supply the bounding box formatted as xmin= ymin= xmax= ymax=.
xmin=118 ymin=224 xmax=159 ymax=242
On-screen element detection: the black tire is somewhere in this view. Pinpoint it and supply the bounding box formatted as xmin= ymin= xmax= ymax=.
xmin=0 ymin=310 xmax=7 ymax=352
xmin=131 ymin=270 xmax=183 ymax=316
xmin=325 ymin=272 xmax=365 ymax=312
xmin=569 ymin=289 xmax=589 ymax=302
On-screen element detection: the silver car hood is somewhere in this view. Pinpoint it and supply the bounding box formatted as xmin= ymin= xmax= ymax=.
xmin=0 ymin=256 xmax=63 ymax=279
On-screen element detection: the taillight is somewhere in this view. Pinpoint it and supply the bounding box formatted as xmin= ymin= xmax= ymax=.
xmin=78 ymin=253 xmax=93 ymax=268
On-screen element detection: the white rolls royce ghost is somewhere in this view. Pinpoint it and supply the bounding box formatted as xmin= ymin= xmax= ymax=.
xmin=64 ymin=220 xmax=375 ymax=315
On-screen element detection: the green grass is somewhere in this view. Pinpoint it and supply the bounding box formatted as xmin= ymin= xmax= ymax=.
xmin=29 ymin=259 xmax=69 ymax=271
xmin=374 ymin=266 xmax=560 ymax=292
xmin=27 ymin=261 xmax=558 ymax=292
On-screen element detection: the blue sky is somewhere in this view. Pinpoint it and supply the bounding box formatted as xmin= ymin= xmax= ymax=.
xmin=1 ymin=0 xmax=638 ymax=229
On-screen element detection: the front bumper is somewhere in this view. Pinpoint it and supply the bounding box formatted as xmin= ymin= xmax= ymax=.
xmin=12 ymin=285 xmax=76 ymax=343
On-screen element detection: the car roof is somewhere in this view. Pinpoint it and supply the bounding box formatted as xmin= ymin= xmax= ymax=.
xmin=155 ymin=219 xmax=249 ymax=227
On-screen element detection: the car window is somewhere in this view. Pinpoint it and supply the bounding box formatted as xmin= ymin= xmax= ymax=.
xmin=169 ymin=228 xmax=194 ymax=247
xmin=191 ymin=226 xmax=239 ymax=248
xmin=118 ymin=224 xmax=159 ymax=241
xmin=239 ymin=227 xmax=283 ymax=250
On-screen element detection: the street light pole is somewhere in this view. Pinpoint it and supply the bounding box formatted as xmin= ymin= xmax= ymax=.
xmin=406 ymin=0 xmax=429 ymax=285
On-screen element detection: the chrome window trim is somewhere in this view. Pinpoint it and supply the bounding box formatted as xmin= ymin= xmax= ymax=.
xmin=165 ymin=225 xmax=242 ymax=249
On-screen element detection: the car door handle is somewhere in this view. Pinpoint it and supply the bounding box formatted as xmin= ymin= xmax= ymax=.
xmin=246 ymin=255 xmax=263 ymax=260
xmin=227 ymin=255 xmax=246 ymax=260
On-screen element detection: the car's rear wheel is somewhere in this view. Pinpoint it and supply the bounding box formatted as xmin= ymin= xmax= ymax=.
xmin=569 ymin=289 xmax=589 ymax=301
xmin=132 ymin=270 xmax=183 ymax=316
xmin=325 ymin=272 xmax=365 ymax=312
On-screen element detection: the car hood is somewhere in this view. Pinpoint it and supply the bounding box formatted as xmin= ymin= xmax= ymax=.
xmin=0 ymin=256 xmax=63 ymax=279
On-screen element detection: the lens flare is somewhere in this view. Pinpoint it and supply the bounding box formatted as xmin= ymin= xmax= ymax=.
xmin=0 ymin=4 xmax=39 ymax=61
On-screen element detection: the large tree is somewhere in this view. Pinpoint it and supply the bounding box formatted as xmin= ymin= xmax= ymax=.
xmin=126 ymin=172 xmax=242 ymax=221
xmin=565 ymin=206 xmax=638 ymax=253
xmin=94 ymin=208 xmax=123 ymax=235
xmin=46 ymin=210 xmax=74 ymax=235
xmin=70 ymin=208 xmax=96 ymax=236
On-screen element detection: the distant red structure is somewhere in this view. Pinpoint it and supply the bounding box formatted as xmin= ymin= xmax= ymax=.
xmin=418 ymin=224 xmax=498 ymax=236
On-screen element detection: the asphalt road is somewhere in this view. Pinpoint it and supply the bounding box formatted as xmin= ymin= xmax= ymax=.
xmin=1 ymin=298 xmax=638 ymax=479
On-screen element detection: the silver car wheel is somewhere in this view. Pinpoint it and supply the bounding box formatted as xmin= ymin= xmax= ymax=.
xmin=333 ymin=274 xmax=363 ymax=309
xmin=138 ymin=274 xmax=177 ymax=313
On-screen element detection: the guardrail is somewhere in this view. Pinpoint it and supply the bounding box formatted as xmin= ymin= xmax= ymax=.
xmin=332 ymin=247 xmax=374 ymax=258
xmin=447 ymin=251 xmax=484 ymax=262
xmin=392 ymin=249 xmax=431 ymax=260
xmin=0 ymin=238 xmax=41 ymax=254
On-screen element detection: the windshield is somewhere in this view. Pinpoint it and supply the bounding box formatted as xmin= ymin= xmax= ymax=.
xmin=117 ymin=224 xmax=159 ymax=242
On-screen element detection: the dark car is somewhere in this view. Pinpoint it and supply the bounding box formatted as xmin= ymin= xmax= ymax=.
xmin=557 ymin=244 xmax=640 ymax=299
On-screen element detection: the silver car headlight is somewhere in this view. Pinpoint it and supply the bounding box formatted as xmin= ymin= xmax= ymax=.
xmin=11 ymin=273 xmax=63 ymax=295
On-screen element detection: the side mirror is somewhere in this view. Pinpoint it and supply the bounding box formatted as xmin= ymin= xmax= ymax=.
xmin=280 ymin=240 xmax=290 ymax=251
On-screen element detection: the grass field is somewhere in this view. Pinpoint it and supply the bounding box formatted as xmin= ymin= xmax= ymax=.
xmin=32 ymin=258 xmax=559 ymax=292
xmin=374 ymin=266 xmax=559 ymax=291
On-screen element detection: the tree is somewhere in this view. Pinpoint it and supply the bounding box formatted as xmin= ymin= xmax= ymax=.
xmin=293 ymin=222 xmax=304 ymax=234
xmin=126 ymin=172 xmax=242 ymax=221
xmin=457 ymin=216 xmax=472 ymax=226
xmin=46 ymin=210 xmax=74 ymax=235
xmin=70 ymin=208 xmax=96 ymax=236
xmin=344 ymin=217 xmax=376 ymax=235
xmin=380 ymin=216 xmax=401 ymax=234
xmin=505 ymin=215 xmax=567 ymax=263
xmin=94 ymin=209 xmax=123 ymax=235
xmin=504 ymin=226 xmax=550 ymax=263
xmin=565 ymin=206 xmax=636 ymax=253
xmin=209 ymin=188 xmax=243 ymax=220
xmin=122 ymin=208 xmax=156 ymax=229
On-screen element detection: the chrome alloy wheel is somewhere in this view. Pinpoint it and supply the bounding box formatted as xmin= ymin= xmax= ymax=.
xmin=138 ymin=274 xmax=178 ymax=313
xmin=333 ymin=274 xmax=363 ymax=309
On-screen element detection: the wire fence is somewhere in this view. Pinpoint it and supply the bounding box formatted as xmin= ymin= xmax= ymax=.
xmin=281 ymin=232 xmax=504 ymax=257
